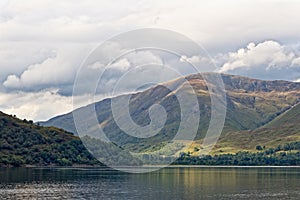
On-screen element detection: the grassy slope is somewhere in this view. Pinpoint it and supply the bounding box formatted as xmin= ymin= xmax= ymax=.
xmin=192 ymin=103 xmax=300 ymax=155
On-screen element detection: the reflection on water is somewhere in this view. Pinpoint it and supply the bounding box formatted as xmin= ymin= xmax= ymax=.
xmin=0 ymin=167 xmax=299 ymax=199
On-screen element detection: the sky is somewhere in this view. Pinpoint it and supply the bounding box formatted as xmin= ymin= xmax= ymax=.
xmin=0 ymin=0 xmax=300 ymax=121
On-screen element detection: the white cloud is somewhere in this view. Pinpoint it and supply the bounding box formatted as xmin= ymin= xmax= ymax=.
xmin=3 ymin=54 xmax=75 ymax=89
xmin=180 ymin=55 xmax=205 ymax=64
xmin=2 ymin=44 xmax=92 ymax=94
xmin=109 ymin=58 xmax=131 ymax=71
xmin=217 ymin=41 xmax=300 ymax=81
xmin=88 ymin=50 xmax=164 ymax=71
xmin=0 ymin=89 xmax=73 ymax=121
xmin=179 ymin=55 xmax=216 ymax=71
xmin=0 ymin=42 xmax=57 ymax=82
xmin=87 ymin=62 xmax=105 ymax=70
xmin=126 ymin=51 xmax=163 ymax=66
xmin=292 ymin=57 xmax=300 ymax=67
xmin=0 ymin=89 xmax=110 ymax=121
xmin=3 ymin=54 xmax=72 ymax=89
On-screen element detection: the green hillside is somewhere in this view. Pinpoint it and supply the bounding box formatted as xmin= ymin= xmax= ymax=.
xmin=0 ymin=111 xmax=100 ymax=167
xmin=207 ymin=103 xmax=300 ymax=154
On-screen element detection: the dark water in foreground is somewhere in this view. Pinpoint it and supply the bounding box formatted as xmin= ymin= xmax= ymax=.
xmin=0 ymin=166 xmax=299 ymax=200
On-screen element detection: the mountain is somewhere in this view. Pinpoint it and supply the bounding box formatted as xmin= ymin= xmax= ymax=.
xmin=40 ymin=73 xmax=300 ymax=155
xmin=209 ymin=102 xmax=300 ymax=154
xmin=0 ymin=111 xmax=100 ymax=167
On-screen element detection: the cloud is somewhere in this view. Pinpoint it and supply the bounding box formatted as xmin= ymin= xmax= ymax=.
xmin=126 ymin=51 xmax=163 ymax=66
xmin=180 ymin=55 xmax=206 ymax=64
xmin=3 ymin=53 xmax=75 ymax=91
xmin=179 ymin=55 xmax=216 ymax=71
xmin=3 ymin=53 xmax=69 ymax=88
xmin=0 ymin=89 xmax=73 ymax=121
xmin=2 ymin=44 xmax=92 ymax=95
xmin=93 ymin=50 xmax=164 ymax=94
xmin=87 ymin=62 xmax=105 ymax=70
xmin=1 ymin=0 xmax=300 ymax=121
xmin=217 ymin=41 xmax=300 ymax=81
xmin=292 ymin=57 xmax=300 ymax=67
xmin=109 ymin=58 xmax=131 ymax=71
xmin=1 ymin=0 xmax=300 ymax=51
xmin=0 ymin=42 xmax=57 ymax=82
xmin=0 ymin=89 xmax=110 ymax=121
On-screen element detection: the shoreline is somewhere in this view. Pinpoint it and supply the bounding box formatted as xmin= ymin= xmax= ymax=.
xmin=1 ymin=165 xmax=300 ymax=169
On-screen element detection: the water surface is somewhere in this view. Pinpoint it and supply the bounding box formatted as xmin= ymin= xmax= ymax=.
xmin=0 ymin=166 xmax=299 ymax=199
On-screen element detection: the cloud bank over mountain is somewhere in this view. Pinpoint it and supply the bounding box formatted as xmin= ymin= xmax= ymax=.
xmin=1 ymin=0 xmax=300 ymax=121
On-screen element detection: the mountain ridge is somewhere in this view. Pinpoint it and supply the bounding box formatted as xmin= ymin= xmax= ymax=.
xmin=40 ymin=73 xmax=300 ymax=154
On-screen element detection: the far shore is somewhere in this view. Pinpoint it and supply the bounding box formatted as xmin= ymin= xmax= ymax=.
xmin=1 ymin=165 xmax=299 ymax=169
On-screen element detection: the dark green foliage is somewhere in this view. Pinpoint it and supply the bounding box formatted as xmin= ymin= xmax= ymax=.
xmin=0 ymin=111 xmax=101 ymax=167
xmin=256 ymin=145 xmax=263 ymax=151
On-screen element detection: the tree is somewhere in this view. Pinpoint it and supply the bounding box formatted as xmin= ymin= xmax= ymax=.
xmin=256 ymin=145 xmax=263 ymax=151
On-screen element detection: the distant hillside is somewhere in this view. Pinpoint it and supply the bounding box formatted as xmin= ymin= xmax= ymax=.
xmin=0 ymin=111 xmax=100 ymax=167
xmin=41 ymin=73 xmax=300 ymax=155
xmin=208 ymin=103 xmax=300 ymax=154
